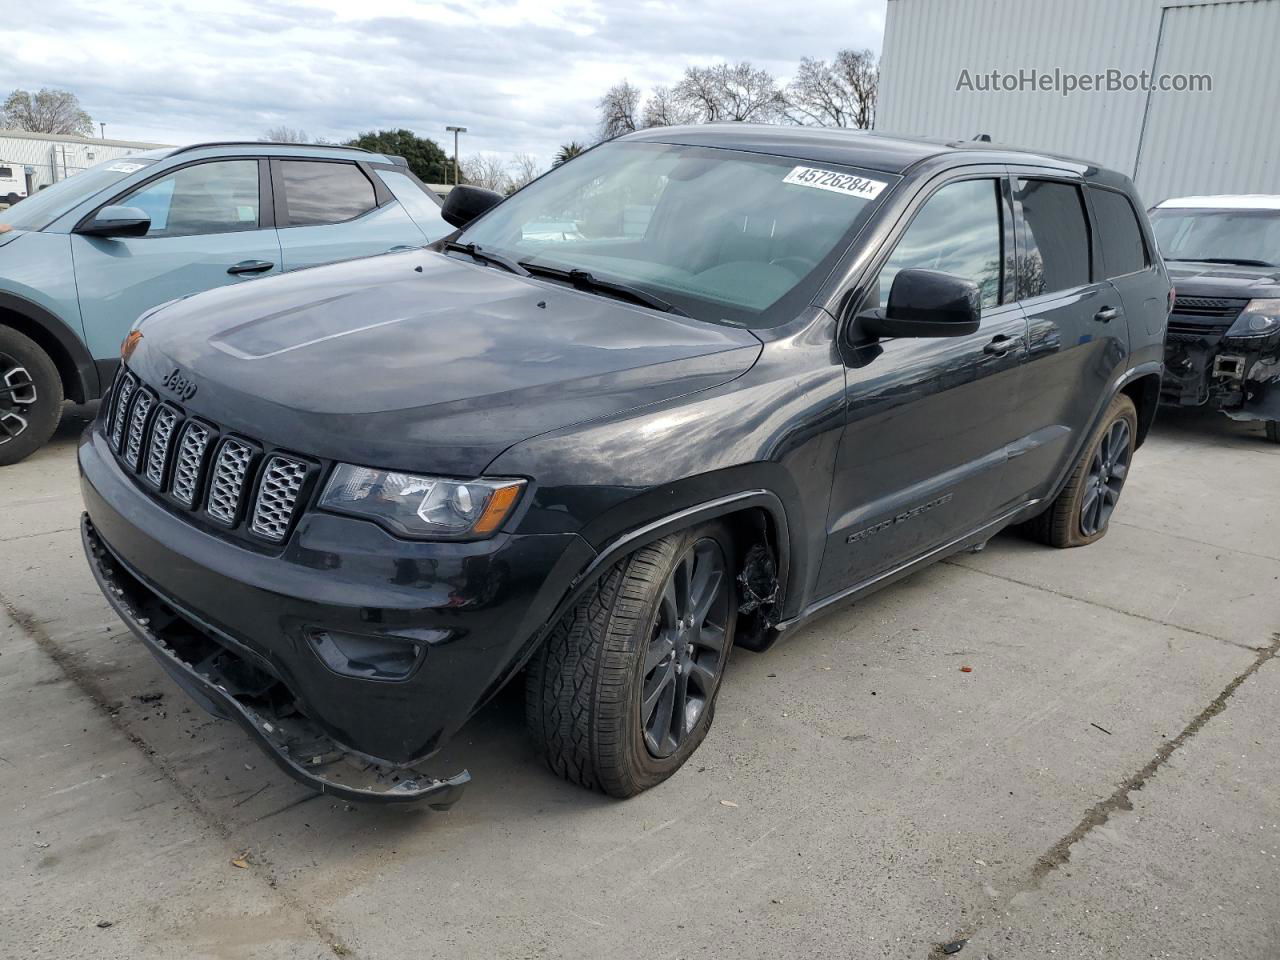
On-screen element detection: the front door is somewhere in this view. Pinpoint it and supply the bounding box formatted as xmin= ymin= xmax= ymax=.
xmin=71 ymin=157 xmax=280 ymax=359
xmin=1003 ymin=174 xmax=1131 ymax=508
xmin=816 ymin=174 xmax=1029 ymax=598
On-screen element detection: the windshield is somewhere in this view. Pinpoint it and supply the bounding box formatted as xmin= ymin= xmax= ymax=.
xmin=1150 ymin=207 xmax=1280 ymax=267
xmin=1 ymin=156 xmax=159 ymax=231
xmin=457 ymin=141 xmax=896 ymax=327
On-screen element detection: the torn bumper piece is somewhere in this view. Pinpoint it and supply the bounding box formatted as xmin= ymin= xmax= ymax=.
xmin=83 ymin=516 xmax=471 ymax=808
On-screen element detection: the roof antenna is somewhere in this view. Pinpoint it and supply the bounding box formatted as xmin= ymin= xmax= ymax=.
xmin=972 ymin=133 xmax=992 ymax=142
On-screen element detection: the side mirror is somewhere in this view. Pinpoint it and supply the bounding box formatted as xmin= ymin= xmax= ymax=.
xmin=78 ymin=205 xmax=151 ymax=238
xmin=858 ymin=268 xmax=981 ymax=339
xmin=440 ymin=184 xmax=504 ymax=229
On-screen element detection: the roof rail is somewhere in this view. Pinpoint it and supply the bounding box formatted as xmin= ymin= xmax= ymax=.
xmin=972 ymin=133 xmax=992 ymax=142
xmin=167 ymin=141 xmax=374 ymax=156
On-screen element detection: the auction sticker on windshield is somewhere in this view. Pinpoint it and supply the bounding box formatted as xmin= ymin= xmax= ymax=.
xmin=783 ymin=166 xmax=887 ymax=199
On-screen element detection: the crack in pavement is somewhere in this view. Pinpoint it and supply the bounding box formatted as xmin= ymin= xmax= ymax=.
xmin=930 ymin=631 xmax=1280 ymax=958
xmin=1109 ymin=519 xmax=1280 ymax=565
xmin=0 ymin=589 xmax=357 ymax=960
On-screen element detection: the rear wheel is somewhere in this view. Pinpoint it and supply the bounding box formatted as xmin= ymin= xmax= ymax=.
xmin=526 ymin=522 xmax=737 ymax=797
xmin=1023 ymin=393 xmax=1137 ymax=548
xmin=0 ymin=327 xmax=63 ymax=467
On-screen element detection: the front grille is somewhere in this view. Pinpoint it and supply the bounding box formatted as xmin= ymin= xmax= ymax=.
xmin=1167 ymin=318 xmax=1225 ymax=338
xmin=251 ymin=456 xmax=308 ymax=541
xmin=123 ymin=391 xmax=155 ymax=469
xmin=109 ymin=374 xmax=137 ymax=451
xmin=171 ymin=421 xmax=213 ymax=506
xmin=206 ymin=438 xmax=254 ymax=525
xmin=144 ymin=405 xmax=180 ymax=487
xmin=105 ymin=367 xmax=314 ymax=545
xmin=1172 ymin=296 xmax=1247 ymax=318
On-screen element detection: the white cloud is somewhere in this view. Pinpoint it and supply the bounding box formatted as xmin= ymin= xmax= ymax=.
xmin=3 ymin=0 xmax=885 ymax=167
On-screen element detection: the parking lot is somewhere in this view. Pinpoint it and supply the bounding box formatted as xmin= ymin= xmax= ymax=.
xmin=1 ymin=403 xmax=1276 ymax=959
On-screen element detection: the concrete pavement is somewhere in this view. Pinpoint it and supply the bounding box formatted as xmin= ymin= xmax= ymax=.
xmin=1 ymin=404 xmax=1276 ymax=959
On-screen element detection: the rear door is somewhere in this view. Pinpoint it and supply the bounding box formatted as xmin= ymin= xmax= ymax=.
xmin=816 ymin=171 xmax=1028 ymax=598
xmin=272 ymin=158 xmax=429 ymax=271
xmin=1087 ymin=185 xmax=1167 ymax=342
xmin=1004 ymin=171 xmax=1130 ymax=507
xmin=70 ymin=157 xmax=281 ymax=360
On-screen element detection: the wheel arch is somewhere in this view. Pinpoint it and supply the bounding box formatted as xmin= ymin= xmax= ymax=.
xmin=0 ymin=292 xmax=99 ymax=404
xmin=1119 ymin=366 xmax=1161 ymax=448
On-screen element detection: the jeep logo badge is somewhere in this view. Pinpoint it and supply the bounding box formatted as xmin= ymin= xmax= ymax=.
xmin=161 ymin=367 xmax=198 ymax=401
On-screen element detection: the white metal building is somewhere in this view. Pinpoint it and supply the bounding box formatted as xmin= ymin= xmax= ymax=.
xmin=0 ymin=130 xmax=171 ymax=194
xmin=876 ymin=0 xmax=1280 ymax=204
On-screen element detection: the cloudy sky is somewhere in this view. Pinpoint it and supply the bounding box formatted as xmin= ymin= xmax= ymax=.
xmin=3 ymin=0 xmax=885 ymax=167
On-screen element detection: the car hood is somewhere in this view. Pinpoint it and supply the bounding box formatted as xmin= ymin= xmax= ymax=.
xmin=126 ymin=249 xmax=762 ymax=475
xmin=1166 ymin=261 xmax=1280 ymax=300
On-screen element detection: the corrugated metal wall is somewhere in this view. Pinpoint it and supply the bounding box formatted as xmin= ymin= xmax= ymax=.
xmin=0 ymin=134 xmax=165 ymax=190
xmin=877 ymin=0 xmax=1280 ymax=204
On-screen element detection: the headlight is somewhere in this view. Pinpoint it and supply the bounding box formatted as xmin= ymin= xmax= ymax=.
xmin=319 ymin=464 xmax=525 ymax=539
xmin=1226 ymin=299 xmax=1280 ymax=338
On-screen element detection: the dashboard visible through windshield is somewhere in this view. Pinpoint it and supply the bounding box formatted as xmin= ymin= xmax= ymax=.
xmin=456 ymin=141 xmax=897 ymax=327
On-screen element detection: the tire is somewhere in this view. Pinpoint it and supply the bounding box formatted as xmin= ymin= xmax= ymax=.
xmin=1023 ymin=393 xmax=1138 ymax=548
xmin=1266 ymin=421 xmax=1279 ymax=445
xmin=526 ymin=521 xmax=738 ymax=797
xmin=0 ymin=327 xmax=63 ymax=467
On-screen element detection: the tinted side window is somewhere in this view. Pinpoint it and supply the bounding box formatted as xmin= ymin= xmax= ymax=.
xmin=875 ymin=178 xmax=1003 ymax=309
xmin=1016 ymin=179 xmax=1091 ymax=298
xmin=280 ymin=161 xmax=377 ymax=227
xmin=1090 ymin=187 xmax=1148 ymax=277
xmin=120 ymin=160 xmax=260 ymax=238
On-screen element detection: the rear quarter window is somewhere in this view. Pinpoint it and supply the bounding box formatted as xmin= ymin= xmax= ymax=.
xmin=1090 ymin=187 xmax=1149 ymax=277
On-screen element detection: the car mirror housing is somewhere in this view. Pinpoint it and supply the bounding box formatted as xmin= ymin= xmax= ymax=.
xmin=78 ymin=205 xmax=152 ymax=238
xmin=859 ymin=268 xmax=982 ymax=339
xmin=440 ymin=185 xmax=504 ymax=229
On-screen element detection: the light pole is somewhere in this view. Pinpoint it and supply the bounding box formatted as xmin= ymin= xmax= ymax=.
xmin=445 ymin=125 xmax=466 ymax=186
xmin=99 ymin=122 xmax=106 ymax=140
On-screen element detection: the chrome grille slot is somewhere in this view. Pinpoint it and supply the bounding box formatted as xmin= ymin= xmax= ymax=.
xmin=144 ymin=405 xmax=180 ymax=488
xmin=110 ymin=374 xmax=137 ymax=451
xmin=206 ymin=438 xmax=254 ymax=525
xmin=1172 ymin=296 xmax=1247 ymax=318
xmin=250 ymin=456 xmax=308 ymax=542
xmin=172 ymin=421 xmax=213 ymax=506
xmin=123 ymin=390 xmax=155 ymax=470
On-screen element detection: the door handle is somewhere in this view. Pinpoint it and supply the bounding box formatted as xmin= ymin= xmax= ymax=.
xmin=227 ymin=260 xmax=274 ymax=276
xmin=983 ymin=334 xmax=1017 ymax=356
xmin=1094 ymin=306 xmax=1119 ymax=323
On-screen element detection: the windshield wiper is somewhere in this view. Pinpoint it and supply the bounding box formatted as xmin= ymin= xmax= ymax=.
xmin=1166 ymin=257 xmax=1276 ymax=267
xmin=442 ymin=241 xmax=529 ymax=276
xmin=519 ymin=262 xmax=688 ymax=316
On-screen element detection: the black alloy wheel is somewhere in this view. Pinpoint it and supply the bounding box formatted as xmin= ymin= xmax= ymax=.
xmin=641 ymin=537 xmax=731 ymax=759
xmin=1079 ymin=417 xmax=1131 ymax=537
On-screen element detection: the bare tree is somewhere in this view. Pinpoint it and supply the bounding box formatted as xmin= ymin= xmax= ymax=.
xmin=508 ymin=152 xmax=543 ymax=192
xmin=260 ymin=126 xmax=309 ymax=143
xmin=672 ymin=62 xmax=785 ymax=123
xmin=597 ymin=80 xmax=642 ymax=140
xmin=642 ymin=85 xmax=696 ymax=128
xmin=784 ymin=49 xmax=879 ymax=129
xmin=462 ymin=153 xmax=511 ymax=193
xmin=3 ymin=88 xmax=93 ymax=136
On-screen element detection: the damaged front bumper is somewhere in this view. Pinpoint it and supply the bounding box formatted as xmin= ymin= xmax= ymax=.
xmin=1162 ymin=331 xmax=1280 ymax=424
xmin=83 ymin=516 xmax=471 ymax=807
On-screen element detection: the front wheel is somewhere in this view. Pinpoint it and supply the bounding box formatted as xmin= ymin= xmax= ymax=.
xmin=0 ymin=327 xmax=63 ymax=467
xmin=526 ymin=522 xmax=737 ymax=797
xmin=1023 ymin=393 xmax=1137 ymax=548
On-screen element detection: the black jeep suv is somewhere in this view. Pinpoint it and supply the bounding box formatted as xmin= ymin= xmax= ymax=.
xmin=80 ymin=126 xmax=1169 ymax=807
xmin=1149 ymin=195 xmax=1280 ymax=441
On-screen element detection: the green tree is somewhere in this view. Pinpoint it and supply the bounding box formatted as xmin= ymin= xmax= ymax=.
xmin=345 ymin=129 xmax=450 ymax=183
xmin=553 ymin=141 xmax=586 ymax=166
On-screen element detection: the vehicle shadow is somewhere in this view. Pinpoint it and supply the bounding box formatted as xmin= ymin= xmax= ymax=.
xmin=1149 ymin=402 xmax=1273 ymax=446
